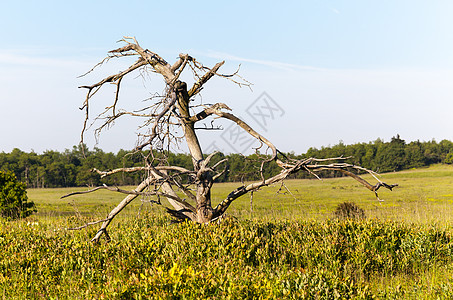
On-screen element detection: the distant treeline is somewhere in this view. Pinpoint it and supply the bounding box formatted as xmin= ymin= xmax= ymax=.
xmin=1 ymin=135 xmax=453 ymax=188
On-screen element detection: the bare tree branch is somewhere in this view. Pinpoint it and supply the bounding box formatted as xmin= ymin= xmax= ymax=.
xmin=214 ymin=161 xmax=397 ymax=217
xmin=188 ymin=61 xmax=225 ymax=97
xmin=92 ymin=165 xmax=194 ymax=178
xmin=70 ymin=37 xmax=397 ymax=241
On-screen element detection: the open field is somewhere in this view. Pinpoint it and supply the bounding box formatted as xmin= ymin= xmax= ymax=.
xmin=28 ymin=164 xmax=453 ymax=225
xmin=2 ymin=164 xmax=453 ymax=299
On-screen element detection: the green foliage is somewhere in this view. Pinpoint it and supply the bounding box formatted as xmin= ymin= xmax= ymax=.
xmin=0 ymin=170 xmax=36 ymax=220
xmin=445 ymin=153 xmax=453 ymax=164
xmin=1 ymin=217 xmax=453 ymax=298
xmin=1 ymin=136 xmax=453 ymax=188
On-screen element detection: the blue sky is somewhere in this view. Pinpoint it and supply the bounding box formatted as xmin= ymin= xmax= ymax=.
xmin=1 ymin=0 xmax=453 ymax=154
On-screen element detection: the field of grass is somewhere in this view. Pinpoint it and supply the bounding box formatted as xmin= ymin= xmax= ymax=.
xmin=2 ymin=164 xmax=453 ymax=298
xmin=28 ymin=164 xmax=453 ymax=225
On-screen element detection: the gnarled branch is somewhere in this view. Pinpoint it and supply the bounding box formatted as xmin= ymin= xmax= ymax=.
xmin=70 ymin=37 xmax=397 ymax=242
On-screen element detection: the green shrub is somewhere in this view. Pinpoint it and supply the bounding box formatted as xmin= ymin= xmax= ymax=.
xmin=445 ymin=153 xmax=453 ymax=164
xmin=334 ymin=202 xmax=366 ymax=220
xmin=0 ymin=170 xmax=36 ymax=220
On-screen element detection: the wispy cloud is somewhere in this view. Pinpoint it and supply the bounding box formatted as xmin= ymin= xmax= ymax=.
xmin=328 ymin=7 xmax=341 ymax=14
xmin=0 ymin=51 xmax=90 ymax=68
xmin=0 ymin=45 xmax=109 ymax=69
xmin=199 ymin=51 xmax=327 ymax=72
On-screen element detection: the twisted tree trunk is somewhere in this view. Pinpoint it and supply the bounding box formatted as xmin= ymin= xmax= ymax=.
xmin=63 ymin=37 xmax=397 ymax=242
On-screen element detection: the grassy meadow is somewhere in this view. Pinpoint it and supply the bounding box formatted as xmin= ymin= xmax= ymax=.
xmin=29 ymin=164 xmax=453 ymax=224
xmin=2 ymin=164 xmax=453 ymax=298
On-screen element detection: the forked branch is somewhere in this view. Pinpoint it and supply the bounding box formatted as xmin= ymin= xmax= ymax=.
xmin=69 ymin=37 xmax=397 ymax=242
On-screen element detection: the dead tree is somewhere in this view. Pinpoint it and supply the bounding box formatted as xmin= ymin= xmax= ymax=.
xmin=63 ymin=37 xmax=397 ymax=242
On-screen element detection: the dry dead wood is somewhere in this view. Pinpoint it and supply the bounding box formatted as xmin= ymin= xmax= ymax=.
xmin=64 ymin=37 xmax=397 ymax=242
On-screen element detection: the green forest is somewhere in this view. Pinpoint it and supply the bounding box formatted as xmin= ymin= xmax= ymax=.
xmin=2 ymin=135 xmax=453 ymax=188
